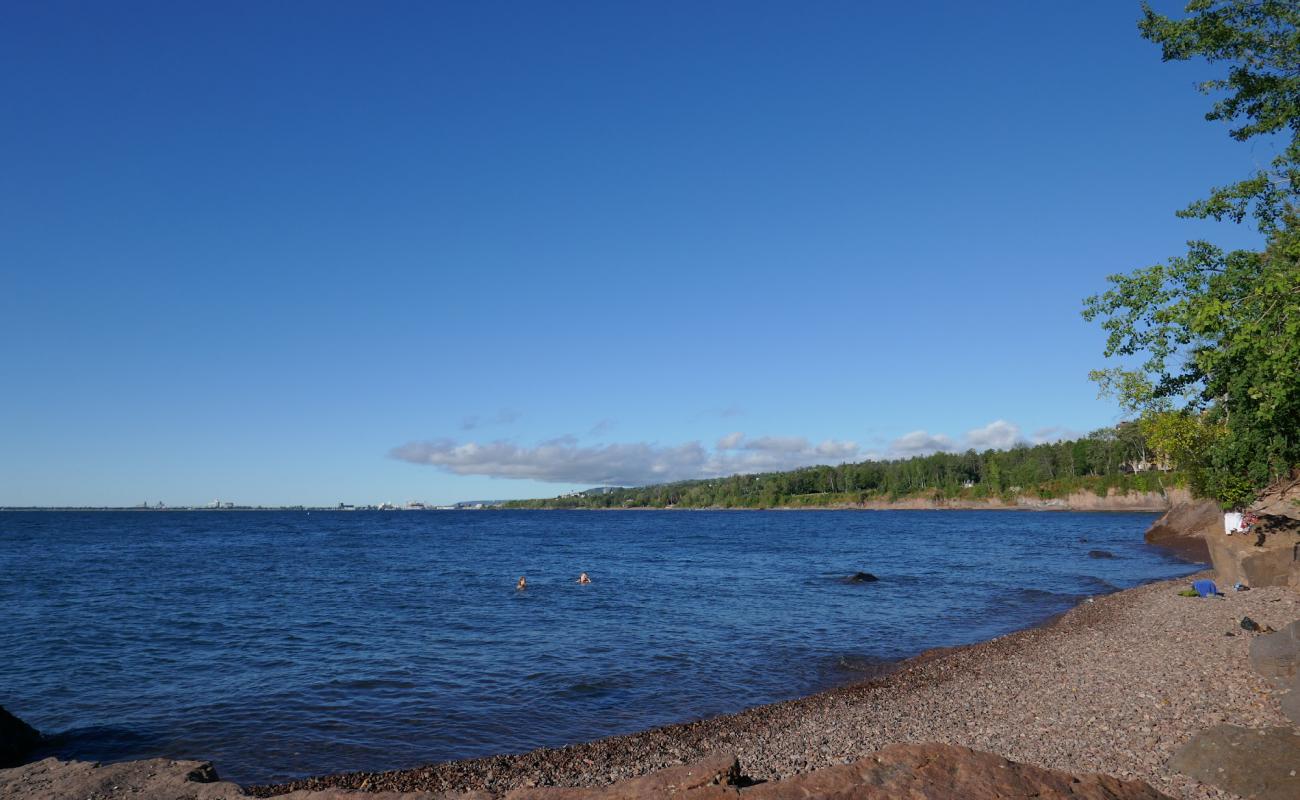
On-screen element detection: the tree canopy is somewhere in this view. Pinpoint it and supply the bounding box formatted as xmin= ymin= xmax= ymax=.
xmin=1083 ymin=1 xmax=1300 ymax=507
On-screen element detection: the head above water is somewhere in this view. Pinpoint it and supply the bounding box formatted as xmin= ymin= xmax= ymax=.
xmin=516 ymin=576 xmax=526 ymax=590
xmin=577 ymin=572 xmax=591 ymax=584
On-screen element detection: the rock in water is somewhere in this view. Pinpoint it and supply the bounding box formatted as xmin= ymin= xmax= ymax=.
xmin=845 ymin=572 xmax=879 ymax=583
xmin=1088 ymin=550 xmax=1117 ymax=559
xmin=1170 ymin=725 xmax=1300 ymax=800
xmin=0 ymin=706 xmax=42 ymax=768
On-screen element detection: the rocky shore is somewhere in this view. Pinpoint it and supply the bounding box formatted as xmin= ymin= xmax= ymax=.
xmin=226 ymin=572 xmax=1296 ymax=800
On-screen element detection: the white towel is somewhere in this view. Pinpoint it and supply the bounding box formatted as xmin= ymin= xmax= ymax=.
xmin=1223 ymin=512 xmax=1243 ymax=534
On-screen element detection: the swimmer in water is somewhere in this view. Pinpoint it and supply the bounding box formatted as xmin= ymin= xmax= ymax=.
xmin=516 ymin=576 xmax=527 ymax=591
xmin=577 ymin=572 xmax=591 ymax=584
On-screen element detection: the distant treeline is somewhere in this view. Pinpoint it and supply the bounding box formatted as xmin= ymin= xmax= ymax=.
xmin=505 ymin=425 xmax=1185 ymax=509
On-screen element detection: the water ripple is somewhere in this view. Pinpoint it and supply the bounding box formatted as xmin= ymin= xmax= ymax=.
xmin=0 ymin=509 xmax=1200 ymax=784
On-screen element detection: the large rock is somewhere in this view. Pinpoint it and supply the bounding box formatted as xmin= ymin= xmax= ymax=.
xmin=0 ymin=706 xmax=42 ymax=768
xmin=1169 ymin=725 xmax=1300 ymax=800
xmin=1282 ymin=682 xmax=1300 ymax=727
xmin=732 ymin=743 xmax=1171 ymax=800
xmin=1250 ymin=619 xmax=1300 ymax=688
xmin=0 ymin=756 xmax=245 ymax=800
xmin=1204 ymin=524 xmax=1300 ymax=589
xmin=1144 ymin=497 xmax=1217 ymax=562
xmin=0 ymin=745 xmax=1172 ymax=799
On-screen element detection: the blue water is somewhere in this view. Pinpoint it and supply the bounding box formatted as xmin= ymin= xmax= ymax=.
xmin=0 ymin=510 xmax=1199 ymax=784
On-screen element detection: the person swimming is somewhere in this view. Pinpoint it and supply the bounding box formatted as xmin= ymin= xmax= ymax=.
xmin=577 ymin=572 xmax=591 ymax=584
xmin=516 ymin=576 xmax=527 ymax=591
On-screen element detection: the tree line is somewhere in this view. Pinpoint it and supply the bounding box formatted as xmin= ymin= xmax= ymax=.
xmin=505 ymin=425 xmax=1181 ymax=509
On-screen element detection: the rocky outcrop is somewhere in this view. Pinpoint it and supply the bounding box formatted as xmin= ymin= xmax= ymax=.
xmin=1203 ymin=524 xmax=1300 ymax=588
xmin=1169 ymin=725 xmax=1300 ymax=800
xmin=0 ymin=757 xmax=246 ymax=800
xmin=1143 ymin=496 xmax=1218 ymax=562
xmin=1145 ymin=476 xmax=1300 ymax=584
xmin=0 ymin=706 xmax=42 ymax=768
xmin=729 ymin=743 xmax=1172 ymax=800
xmin=0 ymin=745 xmax=1173 ymax=799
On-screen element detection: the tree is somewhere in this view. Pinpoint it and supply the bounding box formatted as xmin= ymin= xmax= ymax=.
xmin=1083 ymin=1 xmax=1300 ymax=505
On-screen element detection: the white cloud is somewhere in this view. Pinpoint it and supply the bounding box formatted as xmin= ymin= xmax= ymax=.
xmin=965 ymin=419 xmax=1023 ymax=451
xmin=393 ymin=418 xmax=1078 ymax=486
xmin=716 ymin=431 xmax=745 ymax=450
xmin=890 ymin=430 xmax=957 ymax=457
xmin=392 ymin=432 xmax=861 ymax=486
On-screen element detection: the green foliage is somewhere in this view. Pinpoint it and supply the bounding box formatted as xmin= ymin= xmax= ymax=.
xmin=1139 ymin=0 xmax=1300 ymax=233
xmin=1083 ymin=2 xmax=1300 ymax=505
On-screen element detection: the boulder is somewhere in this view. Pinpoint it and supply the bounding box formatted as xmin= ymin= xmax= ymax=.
xmin=1088 ymin=550 xmax=1117 ymax=559
xmin=0 ymin=706 xmax=42 ymax=768
xmin=1169 ymin=725 xmax=1300 ymax=800
xmin=734 ymin=743 xmax=1171 ymax=800
xmin=1281 ymin=681 xmax=1300 ymax=727
xmin=0 ymin=757 xmax=245 ymax=800
xmin=0 ymin=745 xmax=1173 ymax=800
xmin=1203 ymin=524 xmax=1300 ymax=589
xmin=503 ymin=744 xmax=1169 ymax=799
xmin=1144 ymin=498 xmax=1217 ymax=562
xmin=1250 ymin=619 xmax=1300 ymax=688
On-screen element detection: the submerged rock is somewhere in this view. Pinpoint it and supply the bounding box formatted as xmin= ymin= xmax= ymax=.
xmin=1088 ymin=549 xmax=1117 ymax=559
xmin=844 ymin=572 xmax=879 ymax=584
xmin=0 ymin=706 xmax=42 ymax=768
xmin=1170 ymin=725 xmax=1300 ymax=800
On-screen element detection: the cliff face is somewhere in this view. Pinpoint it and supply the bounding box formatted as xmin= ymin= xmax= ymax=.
xmin=1146 ymin=476 xmax=1300 ymax=589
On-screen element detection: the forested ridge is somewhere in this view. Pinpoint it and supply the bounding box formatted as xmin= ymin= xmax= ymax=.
xmin=505 ymin=425 xmax=1184 ymax=509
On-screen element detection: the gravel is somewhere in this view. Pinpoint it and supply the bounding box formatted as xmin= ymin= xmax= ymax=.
xmin=253 ymin=572 xmax=1299 ymax=800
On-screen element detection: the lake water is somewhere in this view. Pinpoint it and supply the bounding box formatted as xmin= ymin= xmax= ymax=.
xmin=0 ymin=509 xmax=1200 ymax=784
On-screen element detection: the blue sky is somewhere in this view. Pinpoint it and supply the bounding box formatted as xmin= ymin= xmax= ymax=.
xmin=0 ymin=1 xmax=1272 ymax=506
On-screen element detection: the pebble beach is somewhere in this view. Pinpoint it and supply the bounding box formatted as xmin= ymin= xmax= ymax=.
xmin=254 ymin=571 xmax=1298 ymax=799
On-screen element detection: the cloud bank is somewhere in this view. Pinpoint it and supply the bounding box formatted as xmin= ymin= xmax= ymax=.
xmin=391 ymin=433 xmax=861 ymax=486
xmin=392 ymin=420 xmax=1078 ymax=486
